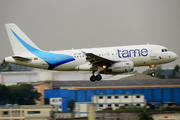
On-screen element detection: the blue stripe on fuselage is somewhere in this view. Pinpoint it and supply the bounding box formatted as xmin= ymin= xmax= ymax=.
xmin=11 ymin=29 xmax=75 ymax=70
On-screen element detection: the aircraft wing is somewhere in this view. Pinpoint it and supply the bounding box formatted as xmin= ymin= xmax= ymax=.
xmin=82 ymin=51 xmax=115 ymax=67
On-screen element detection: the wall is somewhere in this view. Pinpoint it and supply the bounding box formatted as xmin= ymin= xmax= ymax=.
xmin=44 ymin=88 xmax=180 ymax=112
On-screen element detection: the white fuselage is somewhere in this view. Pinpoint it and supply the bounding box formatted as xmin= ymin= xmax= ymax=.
xmin=5 ymin=44 xmax=177 ymax=72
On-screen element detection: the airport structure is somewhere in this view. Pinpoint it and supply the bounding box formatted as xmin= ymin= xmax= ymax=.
xmin=44 ymin=73 xmax=180 ymax=112
xmin=0 ymin=105 xmax=53 ymax=120
xmin=1 ymin=71 xmax=180 ymax=114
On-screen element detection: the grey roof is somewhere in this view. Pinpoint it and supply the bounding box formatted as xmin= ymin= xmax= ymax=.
xmin=103 ymin=73 xmax=160 ymax=80
xmin=52 ymin=74 xmax=180 ymax=89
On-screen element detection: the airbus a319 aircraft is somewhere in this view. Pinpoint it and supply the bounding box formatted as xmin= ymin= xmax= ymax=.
xmin=4 ymin=23 xmax=177 ymax=82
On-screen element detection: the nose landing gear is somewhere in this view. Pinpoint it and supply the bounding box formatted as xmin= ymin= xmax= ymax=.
xmin=150 ymin=65 xmax=156 ymax=77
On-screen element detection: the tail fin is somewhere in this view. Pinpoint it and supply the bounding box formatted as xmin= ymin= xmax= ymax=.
xmin=5 ymin=23 xmax=41 ymax=55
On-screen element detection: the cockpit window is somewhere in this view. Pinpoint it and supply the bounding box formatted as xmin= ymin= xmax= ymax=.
xmin=162 ymin=49 xmax=168 ymax=52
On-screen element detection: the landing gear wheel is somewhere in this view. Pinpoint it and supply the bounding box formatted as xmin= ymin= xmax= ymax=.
xmin=90 ymin=75 xmax=96 ymax=82
xmin=96 ymin=75 xmax=102 ymax=81
xmin=151 ymin=72 xmax=155 ymax=77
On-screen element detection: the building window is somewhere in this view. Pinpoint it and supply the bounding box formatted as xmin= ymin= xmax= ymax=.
xmin=52 ymin=99 xmax=55 ymax=102
xmin=124 ymin=96 xmax=128 ymax=98
xmin=59 ymin=99 xmax=61 ymax=101
xmin=28 ymin=111 xmax=41 ymax=114
xmin=108 ymin=104 xmax=111 ymax=107
xmin=99 ymin=104 xmax=103 ymax=107
xmin=99 ymin=96 xmax=103 ymax=99
xmin=136 ymin=104 xmax=140 ymax=106
xmin=107 ymin=96 xmax=111 ymax=99
xmin=115 ymin=104 xmax=119 ymax=107
xmin=136 ymin=95 xmax=140 ymax=98
xmin=125 ymin=104 xmax=129 ymax=106
xmin=3 ymin=111 xmax=8 ymax=115
xmin=59 ymin=106 xmax=61 ymax=108
xmin=114 ymin=96 xmax=119 ymax=99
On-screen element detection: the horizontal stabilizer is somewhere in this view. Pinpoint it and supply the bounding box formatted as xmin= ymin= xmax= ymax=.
xmin=12 ymin=55 xmax=32 ymax=61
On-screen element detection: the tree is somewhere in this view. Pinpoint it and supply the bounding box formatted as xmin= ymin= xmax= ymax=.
xmin=0 ymin=62 xmax=12 ymax=71
xmin=68 ymin=99 xmax=76 ymax=112
xmin=139 ymin=110 xmax=153 ymax=120
xmin=8 ymin=84 xmax=41 ymax=105
xmin=167 ymin=65 xmax=180 ymax=79
xmin=0 ymin=84 xmax=10 ymax=105
xmin=172 ymin=65 xmax=180 ymax=78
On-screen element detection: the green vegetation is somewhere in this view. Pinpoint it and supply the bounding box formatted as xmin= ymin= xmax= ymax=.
xmin=139 ymin=110 xmax=153 ymax=120
xmin=168 ymin=65 xmax=180 ymax=78
xmin=0 ymin=62 xmax=12 ymax=71
xmin=68 ymin=99 xmax=76 ymax=112
xmin=0 ymin=62 xmax=33 ymax=72
xmin=0 ymin=84 xmax=41 ymax=105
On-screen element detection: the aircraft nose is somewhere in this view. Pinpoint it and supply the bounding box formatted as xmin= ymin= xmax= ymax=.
xmin=171 ymin=52 xmax=178 ymax=60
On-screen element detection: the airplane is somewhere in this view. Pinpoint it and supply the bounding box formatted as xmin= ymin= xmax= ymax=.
xmin=3 ymin=23 xmax=177 ymax=82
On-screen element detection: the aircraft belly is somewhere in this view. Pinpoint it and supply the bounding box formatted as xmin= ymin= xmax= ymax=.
xmin=53 ymin=61 xmax=80 ymax=71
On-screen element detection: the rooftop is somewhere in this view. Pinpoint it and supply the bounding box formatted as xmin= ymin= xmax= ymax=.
xmin=52 ymin=73 xmax=180 ymax=90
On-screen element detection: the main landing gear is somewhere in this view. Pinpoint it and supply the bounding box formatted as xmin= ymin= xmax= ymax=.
xmin=150 ymin=65 xmax=155 ymax=77
xmin=90 ymin=71 xmax=102 ymax=82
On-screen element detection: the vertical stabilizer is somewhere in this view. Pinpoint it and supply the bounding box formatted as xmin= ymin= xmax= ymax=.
xmin=5 ymin=23 xmax=41 ymax=55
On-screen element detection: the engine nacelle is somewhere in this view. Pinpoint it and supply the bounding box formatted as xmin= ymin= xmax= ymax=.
xmin=103 ymin=61 xmax=134 ymax=74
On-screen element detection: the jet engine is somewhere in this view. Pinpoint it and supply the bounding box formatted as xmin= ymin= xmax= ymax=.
xmin=102 ymin=61 xmax=134 ymax=74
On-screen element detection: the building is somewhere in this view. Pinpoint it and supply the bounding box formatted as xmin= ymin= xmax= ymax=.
xmin=1 ymin=71 xmax=180 ymax=113
xmin=49 ymin=97 xmax=62 ymax=111
xmin=32 ymin=81 xmax=52 ymax=105
xmin=92 ymin=94 xmax=145 ymax=110
xmin=45 ymin=76 xmax=180 ymax=112
xmin=0 ymin=105 xmax=53 ymax=120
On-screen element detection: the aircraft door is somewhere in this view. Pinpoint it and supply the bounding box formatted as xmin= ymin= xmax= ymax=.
xmin=42 ymin=53 xmax=48 ymax=65
xmin=149 ymin=46 xmax=156 ymax=58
